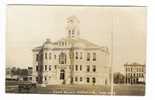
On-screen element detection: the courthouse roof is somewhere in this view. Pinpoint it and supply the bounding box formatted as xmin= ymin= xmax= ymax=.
xmin=55 ymin=37 xmax=99 ymax=48
xmin=33 ymin=36 xmax=109 ymax=53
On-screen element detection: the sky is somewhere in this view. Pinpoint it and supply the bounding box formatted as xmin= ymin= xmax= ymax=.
xmin=6 ymin=5 xmax=146 ymax=72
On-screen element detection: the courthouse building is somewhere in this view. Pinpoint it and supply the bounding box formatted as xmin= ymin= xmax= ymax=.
xmin=124 ymin=62 xmax=145 ymax=84
xmin=32 ymin=16 xmax=110 ymax=86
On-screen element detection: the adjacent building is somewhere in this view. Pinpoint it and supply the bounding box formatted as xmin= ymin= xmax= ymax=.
xmin=124 ymin=62 xmax=145 ymax=84
xmin=32 ymin=16 xmax=110 ymax=86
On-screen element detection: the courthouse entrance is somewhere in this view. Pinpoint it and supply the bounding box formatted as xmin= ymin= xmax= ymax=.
xmin=60 ymin=69 xmax=65 ymax=84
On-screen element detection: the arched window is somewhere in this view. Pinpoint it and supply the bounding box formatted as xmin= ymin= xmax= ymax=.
xmin=87 ymin=77 xmax=90 ymax=83
xmin=59 ymin=52 xmax=67 ymax=64
xmin=92 ymin=77 xmax=96 ymax=84
xmin=92 ymin=65 xmax=96 ymax=72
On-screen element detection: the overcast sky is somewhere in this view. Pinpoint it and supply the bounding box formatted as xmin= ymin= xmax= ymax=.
xmin=6 ymin=5 xmax=146 ymax=72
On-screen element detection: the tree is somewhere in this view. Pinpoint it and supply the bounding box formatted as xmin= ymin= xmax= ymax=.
xmin=113 ymin=72 xmax=125 ymax=84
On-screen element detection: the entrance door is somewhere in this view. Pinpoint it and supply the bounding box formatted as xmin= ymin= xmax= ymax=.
xmin=60 ymin=69 xmax=65 ymax=84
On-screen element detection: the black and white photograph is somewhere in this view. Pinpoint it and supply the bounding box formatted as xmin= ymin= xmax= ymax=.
xmin=5 ymin=5 xmax=146 ymax=96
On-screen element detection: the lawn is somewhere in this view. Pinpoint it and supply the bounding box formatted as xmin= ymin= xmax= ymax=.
xmin=6 ymin=81 xmax=145 ymax=96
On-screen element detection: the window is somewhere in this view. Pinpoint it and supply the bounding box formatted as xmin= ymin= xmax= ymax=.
xmin=65 ymin=42 xmax=67 ymax=46
xmin=36 ymin=66 xmax=38 ymax=71
xmin=62 ymin=42 xmax=64 ymax=46
xmin=80 ymin=65 xmax=82 ymax=71
xmin=137 ymin=73 xmax=139 ymax=77
xmin=75 ymin=77 xmax=78 ymax=82
xmin=60 ymin=70 xmax=65 ymax=80
xmin=44 ymin=76 xmax=47 ymax=81
xmin=72 ymin=30 xmax=74 ymax=35
xmin=105 ymin=79 xmax=107 ymax=85
xmin=29 ymin=77 xmax=32 ymax=81
xmin=75 ymin=65 xmax=78 ymax=71
xmin=69 ymin=30 xmax=71 ymax=36
xmin=54 ymin=65 xmax=57 ymax=69
xmin=75 ymin=52 xmax=78 ymax=59
xmin=54 ymin=55 xmax=56 ymax=59
xmin=131 ymin=68 xmax=132 ymax=72
xmin=142 ymin=68 xmax=144 ymax=72
xmin=59 ymin=42 xmax=61 ymax=46
xmin=139 ymin=73 xmax=141 ymax=77
xmin=49 ymin=65 xmax=51 ymax=71
xmin=128 ymin=68 xmax=130 ymax=72
xmin=93 ymin=52 xmax=96 ymax=61
xmin=59 ymin=52 xmax=67 ymax=64
xmin=80 ymin=52 xmax=83 ymax=59
xmin=87 ymin=65 xmax=90 ymax=72
xmin=92 ymin=77 xmax=96 ymax=84
xmin=87 ymin=53 xmax=90 ymax=61
xmin=45 ymin=52 xmax=47 ymax=59
xmin=36 ymin=77 xmax=38 ymax=82
xmin=36 ymin=54 xmax=39 ymax=61
xmin=92 ymin=65 xmax=96 ymax=72
xmin=45 ymin=65 xmax=47 ymax=71
xmin=80 ymin=77 xmax=82 ymax=81
xmin=49 ymin=53 xmax=52 ymax=60
xmin=87 ymin=77 xmax=90 ymax=83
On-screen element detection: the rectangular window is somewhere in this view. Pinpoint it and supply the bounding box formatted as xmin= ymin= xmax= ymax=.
xmin=93 ymin=65 xmax=96 ymax=72
xmin=131 ymin=68 xmax=132 ymax=72
xmin=45 ymin=65 xmax=47 ymax=71
xmin=45 ymin=53 xmax=47 ymax=59
xmin=36 ymin=54 xmax=39 ymax=61
xmin=80 ymin=77 xmax=82 ymax=81
xmin=54 ymin=55 xmax=56 ymax=59
xmin=49 ymin=65 xmax=51 ymax=71
xmin=93 ymin=52 xmax=96 ymax=61
xmin=80 ymin=65 xmax=82 ymax=71
xmin=36 ymin=66 xmax=38 ymax=71
xmin=80 ymin=52 xmax=83 ymax=59
xmin=49 ymin=53 xmax=52 ymax=60
xmin=87 ymin=65 xmax=90 ymax=72
xmin=62 ymin=42 xmax=64 ymax=46
xmin=76 ymin=52 xmax=78 ymax=59
xmin=55 ymin=65 xmax=57 ymax=69
xmin=44 ymin=76 xmax=47 ymax=81
xmin=75 ymin=77 xmax=78 ymax=82
xmin=76 ymin=65 xmax=78 ymax=71
xmin=36 ymin=77 xmax=38 ymax=82
xmin=87 ymin=53 xmax=90 ymax=61
xmin=142 ymin=68 xmax=144 ymax=72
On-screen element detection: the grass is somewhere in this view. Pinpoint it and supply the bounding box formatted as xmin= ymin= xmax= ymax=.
xmin=6 ymin=81 xmax=145 ymax=96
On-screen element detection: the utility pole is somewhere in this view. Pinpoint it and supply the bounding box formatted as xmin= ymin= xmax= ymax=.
xmin=110 ymin=13 xmax=114 ymax=95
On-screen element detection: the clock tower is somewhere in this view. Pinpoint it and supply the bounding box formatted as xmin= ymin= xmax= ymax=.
xmin=66 ymin=16 xmax=80 ymax=38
